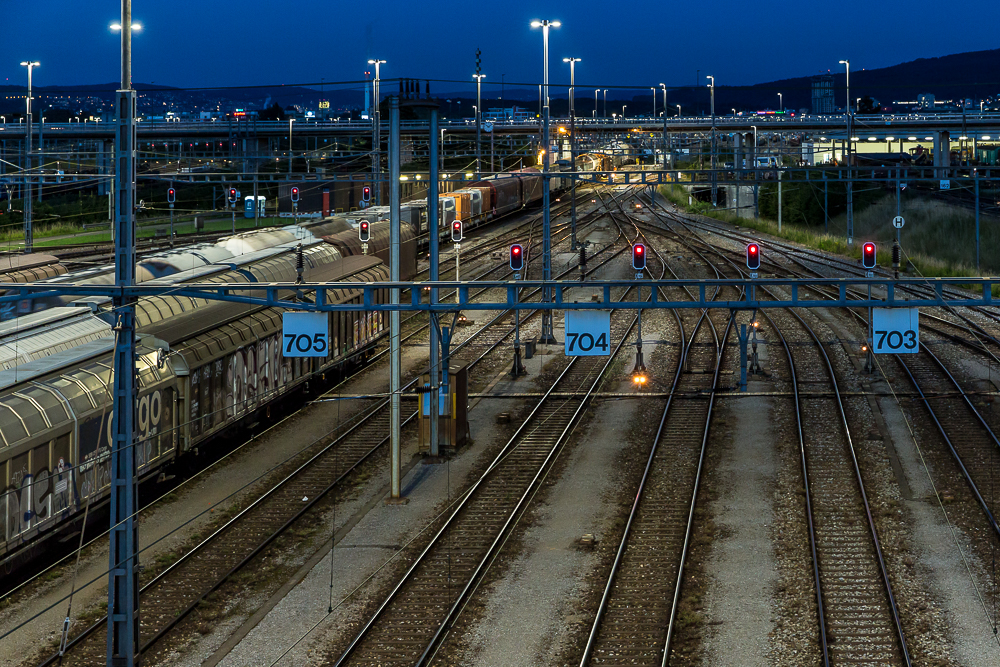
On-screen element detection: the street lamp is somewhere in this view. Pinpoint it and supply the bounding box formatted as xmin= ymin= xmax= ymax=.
xmin=20 ymin=60 xmax=40 ymax=253
xmin=530 ymin=20 xmax=561 ymax=106
xmin=530 ymin=19 xmax=560 ymax=344
xmin=651 ymin=87 xmax=656 ymax=118
xmin=660 ymin=84 xmax=668 ymax=166
xmin=595 ymin=88 xmax=600 ymax=118
xmin=732 ymin=108 xmax=736 ymax=116
xmin=563 ymin=58 xmax=581 ymax=119
xmin=367 ymin=59 xmax=386 ymax=204
xmin=288 ymin=118 xmax=295 ymax=174
xmin=473 ymin=73 xmax=486 ymax=177
xmin=778 ymin=92 xmax=783 ymax=111
xmin=676 ymin=104 xmax=681 ymax=116
xmin=707 ymin=75 xmax=716 ymax=206
xmin=839 ymin=58 xmax=853 ymax=244
xmin=603 ymin=89 xmax=608 ymax=118
xmin=622 ymin=105 xmax=627 ymax=120
xmin=563 ymin=57 xmax=581 ymax=250
xmin=839 ymin=60 xmax=851 ymax=115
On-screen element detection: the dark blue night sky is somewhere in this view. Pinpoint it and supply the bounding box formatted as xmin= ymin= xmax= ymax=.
xmin=4 ymin=0 xmax=1000 ymax=95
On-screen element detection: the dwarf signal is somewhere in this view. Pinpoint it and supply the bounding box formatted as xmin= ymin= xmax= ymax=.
xmin=632 ymin=243 xmax=646 ymax=270
xmin=166 ymin=187 xmax=176 ymax=204
xmin=290 ymin=187 xmax=300 ymax=203
xmin=362 ymin=185 xmax=372 ymax=202
xmin=359 ymin=220 xmax=370 ymax=242
xmin=228 ymin=188 xmax=238 ymax=204
xmin=510 ymin=244 xmax=524 ymax=271
xmin=862 ymin=242 xmax=876 ymax=269
xmin=746 ymin=243 xmax=760 ymax=270
xmin=452 ymin=220 xmax=463 ymax=242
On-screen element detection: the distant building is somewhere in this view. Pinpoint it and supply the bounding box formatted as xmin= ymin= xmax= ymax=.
xmin=482 ymin=106 xmax=533 ymax=122
xmin=811 ymin=75 xmax=835 ymax=114
xmin=917 ymin=93 xmax=935 ymax=109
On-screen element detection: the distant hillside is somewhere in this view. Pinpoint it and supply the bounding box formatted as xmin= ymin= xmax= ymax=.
xmin=5 ymin=48 xmax=1000 ymax=117
xmin=654 ymin=49 xmax=1000 ymax=115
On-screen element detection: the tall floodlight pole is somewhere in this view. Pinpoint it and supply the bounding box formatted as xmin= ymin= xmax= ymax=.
xmin=368 ymin=59 xmax=385 ymax=205
xmin=778 ymin=92 xmax=783 ymax=111
xmin=287 ymin=118 xmax=294 ymax=175
xmin=531 ymin=18 xmax=560 ymax=344
xmin=595 ymin=88 xmax=599 ymax=118
xmin=707 ymin=75 xmax=717 ymax=206
xmin=474 ymin=73 xmax=486 ymax=179
xmin=660 ymin=83 xmax=667 ymax=166
xmin=108 ymin=7 xmax=141 ymax=666
xmin=19 ymin=61 xmax=39 ymax=253
xmin=650 ymin=87 xmax=656 ymax=119
xmin=564 ymin=57 xmax=581 ymax=250
xmin=840 ymin=59 xmax=853 ymax=244
xmin=603 ymin=89 xmax=608 ymax=118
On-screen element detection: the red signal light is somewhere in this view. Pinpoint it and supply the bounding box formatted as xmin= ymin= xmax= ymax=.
xmin=359 ymin=220 xmax=370 ymax=242
xmin=510 ymin=244 xmax=524 ymax=271
xmin=862 ymin=242 xmax=876 ymax=269
xmin=746 ymin=243 xmax=760 ymax=270
xmin=632 ymin=243 xmax=646 ymax=270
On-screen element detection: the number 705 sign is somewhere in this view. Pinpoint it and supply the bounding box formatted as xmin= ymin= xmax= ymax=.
xmin=282 ymin=312 xmax=329 ymax=357
xmin=872 ymin=307 xmax=919 ymax=354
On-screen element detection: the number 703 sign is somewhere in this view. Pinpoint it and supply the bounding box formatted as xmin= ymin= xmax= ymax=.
xmin=871 ymin=307 xmax=919 ymax=354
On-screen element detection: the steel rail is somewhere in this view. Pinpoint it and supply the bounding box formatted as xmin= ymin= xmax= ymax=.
xmin=34 ymin=190 xmax=632 ymax=667
xmin=35 ymin=214 xmax=627 ymax=667
xmin=333 ymin=224 xmax=643 ymax=667
xmin=578 ymin=198 xmax=726 ymax=664
xmin=648 ymin=203 xmax=911 ymax=665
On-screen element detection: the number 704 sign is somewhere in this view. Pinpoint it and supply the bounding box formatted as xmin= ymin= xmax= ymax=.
xmin=872 ymin=307 xmax=919 ymax=354
xmin=565 ymin=310 xmax=611 ymax=356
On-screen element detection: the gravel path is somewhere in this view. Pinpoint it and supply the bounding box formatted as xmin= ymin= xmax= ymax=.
xmin=876 ymin=392 xmax=1000 ymax=666
xmin=453 ymin=379 xmax=642 ymax=666
xmin=701 ymin=392 xmax=778 ymax=666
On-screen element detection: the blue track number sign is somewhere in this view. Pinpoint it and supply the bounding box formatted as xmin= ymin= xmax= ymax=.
xmin=282 ymin=312 xmax=329 ymax=357
xmin=565 ymin=310 xmax=611 ymax=356
xmin=872 ymin=307 xmax=919 ymax=354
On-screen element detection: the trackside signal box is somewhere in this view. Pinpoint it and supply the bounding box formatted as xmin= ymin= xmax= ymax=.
xmin=418 ymin=364 xmax=469 ymax=453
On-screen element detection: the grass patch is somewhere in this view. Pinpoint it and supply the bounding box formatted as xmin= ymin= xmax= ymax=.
xmin=659 ymin=183 xmax=999 ymax=284
xmin=0 ymin=216 xmax=287 ymax=249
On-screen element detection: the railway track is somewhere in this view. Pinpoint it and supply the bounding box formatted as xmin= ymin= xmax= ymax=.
xmin=34 ymin=191 xmax=630 ymax=667
xmin=765 ymin=305 xmax=910 ymax=666
xmin=641 ymin=202 xmax=911 ymax=664
xmin=892 ymin=343 xmax=1000 ymax=540
xmin=578 ymin=209 xmax=736 ymax=666
xmin=330 ymin=227 xmax=650 ymax=667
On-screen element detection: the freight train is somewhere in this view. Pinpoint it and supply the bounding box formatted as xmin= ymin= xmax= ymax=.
xmin=0 ymin=220 xmax=417 ymax=566
xmin=280 ymin=155 xmax=620 ymax=243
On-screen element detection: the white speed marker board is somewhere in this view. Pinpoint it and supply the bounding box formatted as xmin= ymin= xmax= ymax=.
xmin=872 ymin=307 xmax=919 ymax=354
xmin=564 ymin=310 xmax=611 ymax=356
xmin=282 ymin=312 xmax=329 ymax=357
